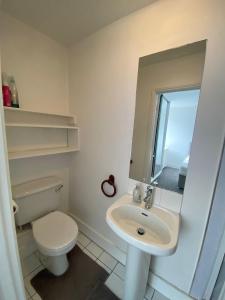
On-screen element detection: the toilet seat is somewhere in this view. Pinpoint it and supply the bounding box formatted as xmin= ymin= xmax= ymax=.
xmin=32 ymin=211 xmax=78 ymax=256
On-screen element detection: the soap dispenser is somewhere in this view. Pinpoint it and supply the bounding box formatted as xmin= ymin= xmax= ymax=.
xmin=133 ymin=184 xmax=142 ymax=203
xmin=9 ymin=76 xmax=19 ymax=108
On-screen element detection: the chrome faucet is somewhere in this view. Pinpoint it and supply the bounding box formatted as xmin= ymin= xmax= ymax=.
xmin=144 ymin=182 xmax=157 ymax=209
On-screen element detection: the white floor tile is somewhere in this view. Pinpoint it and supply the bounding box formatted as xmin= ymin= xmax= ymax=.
xmin=77 ymin=232 xmax=91 ymax=247
xmin=105 ymin=273 xmax=124 ymax=299
xmin=86 ymin=242 xmax=103 ymax=258
xmin=83 ymin=248 xmax=97 ymax=261
xmin=152 ymin=290 xmax=170 ymax=300
xmin=24 ymin=265 xmax=44 ymax=296
xmin=145 ymin=285 xmax=155 ymax=299
xmin=98 ymin=252 xmax=117 ymax=270
xmin=25 ymin=289 xmax=31 ymax=299
xmin=77 ymin=241 xmax=84 ymax=250
xmin=32 ymin=293 xmax=42 ymax=300
xmin=35 ymin=251 xmax=48 ymax=267
xmin=22 ymin=253 xmax=41 ymax=277
xmin=96 ymin=259 xmax=111 ymax=273
xmin=113 ymin=263 xmax=126 ymax=280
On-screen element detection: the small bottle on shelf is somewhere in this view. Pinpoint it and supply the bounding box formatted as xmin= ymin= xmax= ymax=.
xmin=133 ymin=184 xmax=142 ymax=203
xmin=9 ymin=76 xmax=19 ymax=108
xmin=2 ymin=72 xmax=11 ymax=107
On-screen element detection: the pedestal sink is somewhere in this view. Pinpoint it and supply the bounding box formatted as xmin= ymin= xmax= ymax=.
xmin=106 ymin=194 xmax=180 ymax=300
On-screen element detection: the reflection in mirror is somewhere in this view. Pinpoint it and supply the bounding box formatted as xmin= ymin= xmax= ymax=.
xmin=129 ymin=41 xmax=206 ymax=194
xmin=152 ymin=89 xmax=200 ymax=193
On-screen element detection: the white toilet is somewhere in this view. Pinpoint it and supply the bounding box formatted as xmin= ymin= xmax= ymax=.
xmin=13 ymin=176 xmax=78 ymax=276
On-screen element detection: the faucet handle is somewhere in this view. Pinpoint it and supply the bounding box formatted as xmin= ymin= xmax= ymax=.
xmin=146 ymin=185 xmax=154 ymax=195
xmin=151 ymin=181 xmax=158 ymax=187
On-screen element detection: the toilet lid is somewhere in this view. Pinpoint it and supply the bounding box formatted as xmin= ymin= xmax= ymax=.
xmin=32 ymin=211 xmax=78 ymax=252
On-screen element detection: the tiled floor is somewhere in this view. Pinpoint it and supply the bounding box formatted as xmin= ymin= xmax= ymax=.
xmin=22 ymin=231 xmax=169 ymax=300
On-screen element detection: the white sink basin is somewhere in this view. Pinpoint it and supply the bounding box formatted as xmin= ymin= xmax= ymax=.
xmin=106 ymin=195 xmax=180 ymax=256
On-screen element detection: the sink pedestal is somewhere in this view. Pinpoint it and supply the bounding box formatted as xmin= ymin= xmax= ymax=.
xmin=124 ymin=245 xmax=151 ymax=300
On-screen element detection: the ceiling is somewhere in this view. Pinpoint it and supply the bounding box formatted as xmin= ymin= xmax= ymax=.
xmin=1 ymin=0 xmax=156 ymax=46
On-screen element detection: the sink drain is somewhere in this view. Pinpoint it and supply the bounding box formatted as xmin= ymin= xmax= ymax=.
xmin=137 ymin=227 xmax=145 ymax=235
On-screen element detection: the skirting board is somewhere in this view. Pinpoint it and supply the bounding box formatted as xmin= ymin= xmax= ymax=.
xmin=70 ymin=212 xmax=194 ymax=300
xmin=149 ymin=274 xmax=195 ymax=300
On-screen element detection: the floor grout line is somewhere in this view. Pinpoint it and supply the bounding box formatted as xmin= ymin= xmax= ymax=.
xmin=25 ymin=287 xmax=32 ymax=299
xmin=111 ymin=261 xmax=119 ymax=274
xmin=109 ymin=271 xmax=123 ymax=281
xmin=112 ymin=270 xmax=124 ymax=280
xmin=23 ymin=264 xmax=42 ymax=279
xmin=83 ymin=248 xmax=97 ymax=261
xmin=77 ymin=231 xmax=121 ymax=275
xmin=96 ymin=258 xmax=115 ymax=273
xmin=84 ymin=240 xmax=92 ymax=249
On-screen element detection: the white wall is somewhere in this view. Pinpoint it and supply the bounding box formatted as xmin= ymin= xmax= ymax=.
xmin=165 ymin=102 xmax=198 ymax=169
xmin=0 ymin=12 xmax=69 ymax=115
xmin=68 ymin=0 xmax=225 ymax=294
xmin=0 ymin=12 xmax=72 ymax=243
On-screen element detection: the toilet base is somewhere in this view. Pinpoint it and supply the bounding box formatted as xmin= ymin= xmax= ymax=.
xmin=47 ymin=254 xmax=69 ymax=276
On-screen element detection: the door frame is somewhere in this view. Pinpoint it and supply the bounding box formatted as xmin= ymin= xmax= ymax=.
xmin=205 ymin=228 xmax=225 ymax=299
xmin=151 ymin=94 xmax=170 ymax=179
xmin=203 ymin=140 xmax=225 ymax=300
xmin=190 ymin=138 xmax=225 ymax=299
xmin=0 ymin=69 xmax=25 ymax=299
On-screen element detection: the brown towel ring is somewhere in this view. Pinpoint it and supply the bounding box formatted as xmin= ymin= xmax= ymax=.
xmin=101 ymin=175 xmax=117 ymax=198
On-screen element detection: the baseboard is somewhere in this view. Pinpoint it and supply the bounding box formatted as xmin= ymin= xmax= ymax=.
xmin=149 ymin=274 xmax=194 ymax=300
xmin=70 ymin=212 xmax=194 ymax=300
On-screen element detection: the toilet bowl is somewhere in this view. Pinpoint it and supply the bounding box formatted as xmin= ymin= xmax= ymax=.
xmin=32 ymin=211 xmax=78 ymax=276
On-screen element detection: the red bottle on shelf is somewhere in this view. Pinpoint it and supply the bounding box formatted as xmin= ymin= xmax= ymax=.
xmin=2 ymin=72 xmax=11 ymax=107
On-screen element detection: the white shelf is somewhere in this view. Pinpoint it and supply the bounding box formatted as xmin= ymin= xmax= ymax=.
xmin=4 ymin=106 xmax=80 ymax=160
xmin=8 ymin=146 xmax=79 ymax=160
xmin=4 ymin=106 xmax=74 ymax=118
xmin=5 ymin=123 xmax=79 ymax=129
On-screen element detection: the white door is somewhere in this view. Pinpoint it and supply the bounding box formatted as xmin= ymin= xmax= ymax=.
xmin=0 ymin=60 xmax=25 ymax=299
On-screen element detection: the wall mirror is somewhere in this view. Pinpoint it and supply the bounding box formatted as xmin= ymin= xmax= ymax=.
xmin=129 ymin=41 xmax=206 ymax=194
